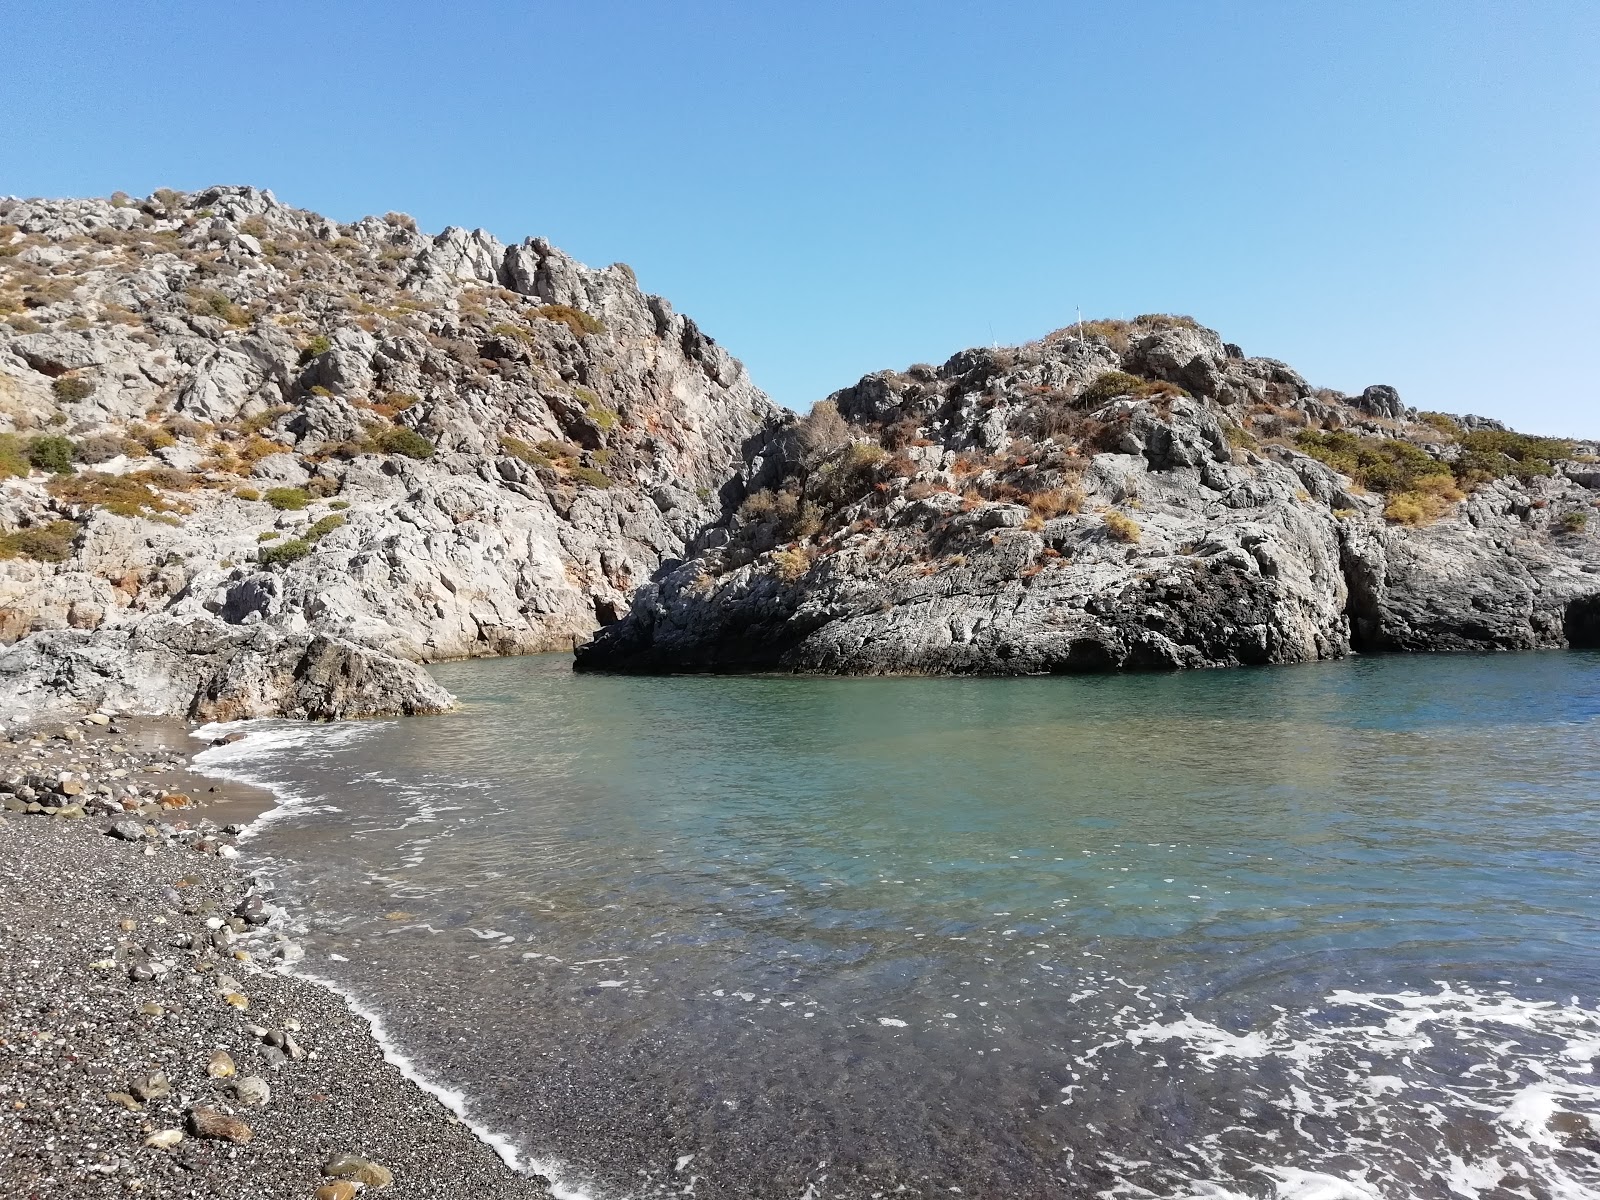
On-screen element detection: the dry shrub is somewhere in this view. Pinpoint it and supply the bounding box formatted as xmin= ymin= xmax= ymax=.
xmin=1028 ymin=487 xmax=1084 ymax=519
xmin=772 ymin=547 xmax=813 ymax=582
xmin=1103 ymin=511 xmax=1142 ymax=543
xmin=797 ymin=401 xmax=850 ymax=459
xmin=1383 ymin=475 xmax=1464 ymax=526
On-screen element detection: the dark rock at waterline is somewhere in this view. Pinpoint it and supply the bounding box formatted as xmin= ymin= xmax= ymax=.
xmin=579 ymin=322 xmax=1600 ymax=676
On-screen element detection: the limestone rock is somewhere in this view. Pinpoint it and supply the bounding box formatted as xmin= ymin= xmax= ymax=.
xmin=0 ymin=186 xmax=782 ymax=721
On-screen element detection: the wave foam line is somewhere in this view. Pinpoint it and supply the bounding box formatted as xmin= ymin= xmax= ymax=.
xmin=187 ymin=722 xmax=602 ymax=1198
xmin=190 ymin=718 xmax=384 ymax=838
xmin=291 ymin=966 xmax=598 ymax=1200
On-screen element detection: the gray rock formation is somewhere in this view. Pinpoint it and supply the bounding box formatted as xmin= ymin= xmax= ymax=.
xmin=0 ymin=186 xmax=781 ymax=718
xmin=577 ymin=317 xmax=1600 ymax=675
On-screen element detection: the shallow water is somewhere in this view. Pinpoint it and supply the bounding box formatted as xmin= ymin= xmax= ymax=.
xmin=196 ymin=651 xmax=1600 ymax=1200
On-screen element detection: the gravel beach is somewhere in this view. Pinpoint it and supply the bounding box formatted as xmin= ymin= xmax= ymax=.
xmin=0 ymin=715 xmax=558 ymax=1200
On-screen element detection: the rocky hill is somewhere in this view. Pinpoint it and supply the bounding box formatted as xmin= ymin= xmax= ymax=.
xmin=576 ymin=317 xmax=1600 ymax=674
xmin=0 ymin=186 xmax=781 ymax=718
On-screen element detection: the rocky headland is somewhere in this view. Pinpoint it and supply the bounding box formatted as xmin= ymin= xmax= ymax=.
xmin=0 ymin=186 xmax=780 ymax=720
xmin=576 ymin=317 xmax=1600 ymax=674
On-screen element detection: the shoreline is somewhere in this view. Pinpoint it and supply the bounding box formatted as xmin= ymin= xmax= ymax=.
xmin=0 ymin=711 xmax=567 ymax=1200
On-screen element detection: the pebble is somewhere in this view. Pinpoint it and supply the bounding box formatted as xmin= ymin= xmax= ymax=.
xmin=129 ymin=1071 xmax=171 ymax=1102
xmin=105 ymin=1091 xmax=142 ymax=1111
xmin=313 ymin=1183 xmax=360 ymax=1200
xmin=322 ymin=1153 xmax=394 ymax=1189
xmin=207 ymin=1049 xmax=236 ymax=1078
xmin=143 ymin=1129 xmax=183 ymax=1150
xmin=230 ymin=1075 xmax=271 ymax=1106
xmin=187 ymin=1105 xmax=253 ymax=1143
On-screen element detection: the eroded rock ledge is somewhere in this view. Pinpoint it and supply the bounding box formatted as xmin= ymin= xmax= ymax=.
xmin=577 ymin=318 xmax=1600 ymax=675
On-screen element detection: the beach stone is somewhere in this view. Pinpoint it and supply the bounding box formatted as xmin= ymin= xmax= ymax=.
xmin=223 ymin=991 xmax=250 ymax=1010
xmin=229 ymin=1075 xmax=271 ymax=1106
xmin=207 ymin=1049 xmax=236 ymax=1078
xmin=106 ymin=1091 xmax=142 ymax=1111
xmin=52 ymin=804 xmax=83 ymax=818
xmin=322 ymin=1154 xmax=394 ymax=1188
xmin=85 ymin=712 xmax=111 ymax=726
xmin=139 ymin=1002 xmax=165 ymax=1016
xmin=188 ymin=1106 xmax=252 ymax=1143
xmin=144 ymin=1129 xmax=184 ymax=1150
xmin=130 ymin=1071 xmax=171 ymax=1102
xmin=314 ymin=1184 xmax=360 ymax=1200
xmin=260 ymin=1045 xmax=288 ymax=1070
xmin=57 ymin=777 xmax=84 ymax=796
xmin=105 ymin=818 xmax=144 ymax=840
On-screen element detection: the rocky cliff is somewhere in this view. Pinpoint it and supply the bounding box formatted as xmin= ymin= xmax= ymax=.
xmin=0 ymin=186 xmax=781 ymax=718
xmin=576 ymin=317 xmax=1600 ymax=674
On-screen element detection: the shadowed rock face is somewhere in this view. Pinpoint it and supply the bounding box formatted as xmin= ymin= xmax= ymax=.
xmin=0 ymin=186 xmax=781 ymax=717
xmin=578 ymin=319 xmax=1600 ymax=676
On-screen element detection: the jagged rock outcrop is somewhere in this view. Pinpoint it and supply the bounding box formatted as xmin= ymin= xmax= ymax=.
xmin=0 ymin=186 xmax=781 ymax=718
xmin=578 ymin=317 xmax=1600 ymax=675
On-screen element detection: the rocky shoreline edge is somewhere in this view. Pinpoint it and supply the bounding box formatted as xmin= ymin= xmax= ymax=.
xmin=0 ymin=713 xmax=563 ymax=1199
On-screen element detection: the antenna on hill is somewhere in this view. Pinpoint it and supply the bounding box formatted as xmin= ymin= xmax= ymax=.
xmin=1076 ymin=305 xmax=1084 ymax=343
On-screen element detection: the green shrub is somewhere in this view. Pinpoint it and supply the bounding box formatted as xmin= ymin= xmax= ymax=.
xmin=125 ymin=423 xmax=175 ymax=452
xmin=235 ymin=487 xmax=261 ymax=501
xmin=1558 ymin=511 xmax=1589 ymax=535
xmin=259 ymin=538 xmax=312 ymax=567
xmin=571 ymin=466 xmax=613 ymax=489
xmin=0 ymin=434 xmax=32 ymax=478
xmin=192 ymin=290 xmax=249 ymax=327
xmin=375 ymin=426 xmax=435 ymax=459
xmin=265 ymin=487 xmax=310 ymax=511
xmin=536 ymin=304 xmax=604 ymax=338
xmin=0 ymin=520 xmax=79 ymax=562
xmin=47 ymin=471 xmax=179 ymax=518
xmin=580 ymin=392 xmax=619 ymax=431
xmin=26 ymin=435 xmax=76 ymax=475
xmin=1077 ymin=371 xmax=1183 ymax=409
xmin=52 ymin=376 xmax=94 ymax=402
xmin=1454 ymin=429 xmax=1573 ymax=485
xmin=1417 ymin=411 xmax=1460 ymax=435
xmin=489 ymin=322 xmax=531 ymax=344
xmin=258 ymin=530 xmax=280 ymax=541
xmin=499 ymin=435 xmax=551 ymax=467
xmin=298 ymin=334 xmax=332 ymax=363
xmin=1295 ymin=430 xmax=1454 ymax=494
xmin=329 ymin=499 xmax=349 ymax=511
xmin=305 ymin=513 xmax=346 ymax=540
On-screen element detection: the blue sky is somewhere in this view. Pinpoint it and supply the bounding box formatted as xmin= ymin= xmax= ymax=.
xmin=6 ymin=2 xmax=1597 ymax=433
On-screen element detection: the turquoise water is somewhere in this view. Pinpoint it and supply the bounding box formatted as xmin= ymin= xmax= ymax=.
xmin=198 ymin=651 xmax=1600 ymax=1200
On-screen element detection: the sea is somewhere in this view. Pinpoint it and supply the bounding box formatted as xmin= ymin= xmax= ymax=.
xmin=191 ymin=650 xmax=1600 ymax=1200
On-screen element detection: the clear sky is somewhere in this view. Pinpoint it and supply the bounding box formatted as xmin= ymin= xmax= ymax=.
xmin=6 ymin=2 xmax=1597 ymax=433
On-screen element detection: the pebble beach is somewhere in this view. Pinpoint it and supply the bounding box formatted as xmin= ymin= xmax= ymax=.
xmin=0 ymin=714 xmax=557 ymax=1200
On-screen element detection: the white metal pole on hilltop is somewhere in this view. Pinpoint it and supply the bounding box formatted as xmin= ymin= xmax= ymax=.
xmin=1076 ymin=306 xmax=1083 ymax=343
